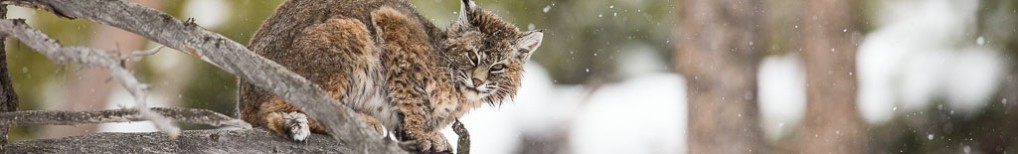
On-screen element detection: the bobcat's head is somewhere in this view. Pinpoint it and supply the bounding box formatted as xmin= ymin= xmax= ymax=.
xmin=443 ymin=0 xmax=544 ymax=104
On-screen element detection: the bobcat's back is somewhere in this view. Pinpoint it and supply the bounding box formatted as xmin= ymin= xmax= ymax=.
xmin=238 ymin=0 xmax=443 ymax=136
xmin=247 ymin=0 xmax=443 ymax=54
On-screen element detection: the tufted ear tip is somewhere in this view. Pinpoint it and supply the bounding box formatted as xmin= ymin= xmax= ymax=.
xmin=456 ymin=0 xmax=479 ymax=26
xmin=460 ymin=0 xmax=477 ymax=14
xmin=516 ymin=30 xmax=544 ymax=60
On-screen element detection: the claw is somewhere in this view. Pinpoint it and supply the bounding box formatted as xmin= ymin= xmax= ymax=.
xmin=282 ymin=112 xmax=310 ymax=142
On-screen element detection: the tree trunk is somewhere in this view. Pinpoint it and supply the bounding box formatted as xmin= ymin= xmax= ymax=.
xmin=674 ymin=0 xmax=765 ymax=153
xmin=0 ymin=4 xmax=22 ymax=153
xmin=795 ymin=0 xmax=867 ymax=153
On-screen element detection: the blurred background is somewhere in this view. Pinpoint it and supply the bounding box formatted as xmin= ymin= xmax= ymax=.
xmin=2 ymin=0 xmax=1016 ymax=153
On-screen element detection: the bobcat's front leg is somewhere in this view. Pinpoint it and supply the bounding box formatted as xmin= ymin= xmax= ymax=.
xmin=394 ymin=102 xmax=451 ymax=153
xmin=371 ymin=6 xmax=452 ymax=153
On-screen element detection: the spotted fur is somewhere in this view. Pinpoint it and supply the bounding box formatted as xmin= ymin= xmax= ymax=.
xmin=239 ymin=0 xmax=543 ymax=152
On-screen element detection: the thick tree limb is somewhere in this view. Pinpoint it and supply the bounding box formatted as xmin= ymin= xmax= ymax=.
xmin=0 ymin=18 xmax=178 ymax=137
xmin=0 ymin=107 xmax=250 ymax=128
xmin=4 ymin=0 xmax=405 ymax=153
xmin=7 ymin=129 xmax=355 ymax=153
xmin=0 ymin=4 xmax=19 ymax=153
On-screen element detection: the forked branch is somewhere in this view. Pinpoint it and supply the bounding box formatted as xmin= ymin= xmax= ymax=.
xmin=0 ymin=19 xmax=178 ymax=137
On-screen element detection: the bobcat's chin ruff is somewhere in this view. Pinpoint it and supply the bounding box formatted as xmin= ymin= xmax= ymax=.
xmin=459 ymin=77 xmax=500 ymax=101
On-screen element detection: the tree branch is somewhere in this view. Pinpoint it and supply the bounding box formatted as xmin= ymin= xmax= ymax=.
xmin=0 ymin=3 xmax=19 ymax=153
xmin=3 ymin=0 xmax=405 ymax=152
xmin=0 ymin=107 xmax=250 ymax=128
xmin=7 ymin=129 xmax=355 ymax=153
xmin=453 ymin=120 xmax=470 ymax=154
xmin=0 ymin=18 xmax=178 ymax=137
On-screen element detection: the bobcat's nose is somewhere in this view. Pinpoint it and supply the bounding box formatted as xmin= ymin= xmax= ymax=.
xmin=471 ymin=78 xmax=483 ymax=87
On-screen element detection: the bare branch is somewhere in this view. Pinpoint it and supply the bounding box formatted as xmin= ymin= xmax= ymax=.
xmin=0 ymin=107 xmax=250 ymax=128
xmin=7 ymin=129 xmax=355 ymax=153
xmin=453 ymin=119 xmax=470 ymax=154
xmin=0 ymin=3 xmax=19 ymax=153
xmin=0 ymin=19 xmax=179 ymax=137
xmin=5 ymin=0 xmax=405 ymax=152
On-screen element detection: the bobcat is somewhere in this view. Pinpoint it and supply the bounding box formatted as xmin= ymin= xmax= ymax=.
xmin=238 ymin=0 xmax=543 ymax=152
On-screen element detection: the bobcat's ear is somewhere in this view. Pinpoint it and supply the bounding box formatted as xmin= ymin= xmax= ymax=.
xmin=516 ymin=30 xmax=544 ymax=60
xmin=457 ymin=0 xmax=478 ymax=26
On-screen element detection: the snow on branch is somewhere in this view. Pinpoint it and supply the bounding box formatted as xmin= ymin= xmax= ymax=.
xmin=0 ymin=107 xmax=250 ymax=128
xmin=7 ymin=129 xmax=354 ymax=153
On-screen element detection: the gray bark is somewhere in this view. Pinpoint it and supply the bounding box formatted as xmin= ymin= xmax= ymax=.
xmin=0 ymin=17 xmax=179 ymax=137
xmin=452 ymin=120 xmax=469 ymax=154
xmin=0 ymin=4 xmax=20 ymax=153
xmin=0 ymin=107 xmax=249 ymax=128
xmin=39 ymin=0 xmax=165 ymax=139
xmin=8 ymin=129 xmax=356 ymax=153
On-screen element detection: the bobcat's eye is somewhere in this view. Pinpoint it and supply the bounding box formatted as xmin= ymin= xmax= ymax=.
xmin=490 ymin=64 xmax=506 ymax=73
xmin=465 ymin=50 xmax=479 ymax=65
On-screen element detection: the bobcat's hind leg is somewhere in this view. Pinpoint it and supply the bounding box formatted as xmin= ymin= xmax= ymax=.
xmin=267 ymin=17 xmax=374 ymax=142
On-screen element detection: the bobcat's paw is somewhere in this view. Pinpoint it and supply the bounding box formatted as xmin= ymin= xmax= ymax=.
xmin=282 ymin=112 xmax=310 ymax=142
xmin=399 ymin=132 xmax=451 ymax=153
